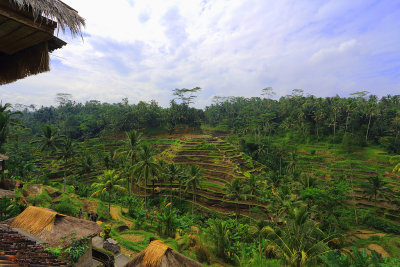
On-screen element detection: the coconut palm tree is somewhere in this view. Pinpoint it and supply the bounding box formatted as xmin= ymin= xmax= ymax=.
xmin=57 ymin=137 xmax=78 ymax=192
xmin=0 ymin=102 xmax=21 ymax=150
xmin=33 ymin=124 xmax=64 ymax=154
xmin=132 ymin=144 xmax=161 ymax=207
xmin=362 ymin=176 xmax=392 ymax=225
xmin=225 ymin=178 xmax=247 ymax=221
xmin=184 ymin=164 xmax=204 ymax=216
xmin=115 ymin=130 xmax=142 ymax=195
xmin=176 ymin=166 xmax=187 ymax=204
xmin=91 ymin=169 xmax=127 ymax=213
xmin=165 ymin=163 xmax=182 ymax=200
xmin=207 ymin=219 xmax=232 ymax=260
xmin=264 ymin=206 xmax=335 ymax=267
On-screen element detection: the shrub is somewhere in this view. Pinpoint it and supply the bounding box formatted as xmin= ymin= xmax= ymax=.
xmin=64 ymin=236 xmax=90 ymax=265
xmin=101 ymin=225 xmax=112 ymax=241
xmin=97 ymin=201 xmax=111 ymax=221
xmin=44 ymin=246 xmax=63 ymax=258
xmin=27 ymin=190 xmax=52 ymax=207
xmin=51 ymin=195 xmax=82 ymax=216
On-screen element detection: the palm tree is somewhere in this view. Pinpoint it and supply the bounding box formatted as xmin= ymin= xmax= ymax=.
xmin=132 ymin=144 xmax=161 ymax=207
xmin=264 ymin=206 xmax=335 ymax=267
xmin=91 ymin=169 xmax=127 ymax=213
xmin=33 ymin=125 xmax=64 ymax=153
xmin=362 ymin=176 xmax=391 ymax=225
xmin=165 ymin=163 xmax=182 ymax=200
xmin=389 ymin=155 xmax=400 ymax=174
xmin=176 ymin=166 xmax=187 ymax=204
xmin=245 ymin=174 xmax=260 ymax=215
xmin=207 ymin=219 xmax=231 ymax=260
xmin=184 ymin=164 xmax=204 ymax=216
xmin=225 ymin=178 xmax=247 ymax=221
xmin=0 ymin=102 xmax=21 ymax=150
xmin=115 ymin=130 xmax=142 ymax=195
xmin=57 ymin=138 xmax=78 ymax=192
xmin=0 ymin=111 xmax=11 ymax=150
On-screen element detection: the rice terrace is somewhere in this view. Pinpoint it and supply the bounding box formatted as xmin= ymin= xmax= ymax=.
xmin=1 ymin=0 xmax=400 ymax=266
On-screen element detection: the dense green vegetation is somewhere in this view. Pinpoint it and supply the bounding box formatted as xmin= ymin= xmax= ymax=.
xmin=1 ymin=89 xmax=400 ymax=266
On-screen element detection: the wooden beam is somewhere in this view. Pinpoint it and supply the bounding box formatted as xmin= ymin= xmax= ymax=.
xmin=0 ymin=24 xmax=36 ymax=49
xmin=0 ymin=30 xmax=52 ymax=54
xmin=0 ymin=0 xmax=56 ymax=34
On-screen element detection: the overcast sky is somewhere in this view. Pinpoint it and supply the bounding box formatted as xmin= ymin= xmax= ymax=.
xmin=2 ymin=0 xmax=400 ymax=108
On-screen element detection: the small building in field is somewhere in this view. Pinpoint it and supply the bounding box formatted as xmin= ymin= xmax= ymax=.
xmin=3 ymin=206 xmax=102 ymax=267
xmin=0 ymin=223 xmax=68 ymax=266
xmin=0 ymin=154 xmax=8 ymax=173
xmin=124 ymin=239 xmax=203 ymax=267
xmin=0 ymin=188 xmax=14 ymax=199
xmin=0 ymin=0 xmax=85 ymax=85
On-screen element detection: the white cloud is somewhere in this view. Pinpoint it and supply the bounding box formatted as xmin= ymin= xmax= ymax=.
xmin=1 ymin=0 xmax=400 ymax=107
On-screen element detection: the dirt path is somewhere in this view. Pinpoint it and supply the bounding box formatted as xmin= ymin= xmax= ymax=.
xmin=110 ymin=206 xmax=133 ymax=228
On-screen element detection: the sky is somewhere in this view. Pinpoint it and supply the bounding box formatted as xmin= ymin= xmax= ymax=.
xmin=1 ymin=0 xmax=400 ymax=108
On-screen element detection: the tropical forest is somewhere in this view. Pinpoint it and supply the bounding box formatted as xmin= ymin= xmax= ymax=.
xmin=1 ymin=88 xmax=400 ymax=266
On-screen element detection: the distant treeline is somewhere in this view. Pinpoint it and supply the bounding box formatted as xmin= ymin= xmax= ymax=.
xmin=18 ymin=98 xmax=203 ymax=139
xmin=13 ymin=90 xmax=400 ymax=152
xmin=205 ymin=91 xmax=400 ymax=153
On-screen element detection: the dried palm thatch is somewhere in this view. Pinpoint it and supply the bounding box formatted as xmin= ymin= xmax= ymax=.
xmin=0 ymin=42 xmax=49 ymax=86
xmin=10 ymin=0 xmax=85 ymax=36
xmin=10 ymin=206 xmax=64 ymax=235
xmin=0 ymin=154 xmax=9 ymax=160
xmin=125 ymin=240 xmax=203 ymax=267
xmin=0 ymin=0 xmax=84 ymax=85
xmin=142 ymin=240 xmax=170 ymax=267
xmin=6 ymin=206 xmax=102 ymax=247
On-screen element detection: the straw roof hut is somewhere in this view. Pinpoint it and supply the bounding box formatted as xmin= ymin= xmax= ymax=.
xmin=6 ymin=206 xmax=101 ymax=247
xmin=0 ymin=0 xmax=85 ymax=85
xmin=124 ymin=240 xmax=203 ymax=267
xmin=0 ymin=154 xmax=9 ymax=161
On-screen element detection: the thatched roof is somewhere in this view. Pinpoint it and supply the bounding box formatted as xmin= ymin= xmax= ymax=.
xmin=7 ymin=206 xmax=102 ymax=247
xmin=9 ymin=0 xmax=85 ymax=36
xmin=0 ymin=0 xmax=85 ymax=85
xmin=124 ymin=240 xmax=203 ymax=267
xmin=0 ymin=153 xmax=9 ymax=160
xmin=0 ymin=189 xmax=15 ymax=198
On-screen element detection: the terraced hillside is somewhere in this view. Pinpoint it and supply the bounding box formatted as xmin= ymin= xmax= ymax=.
xmin=297 ymin=143 xmax=400 ymax=225
xmin=138 ymin=134 xmax=269 ymax=217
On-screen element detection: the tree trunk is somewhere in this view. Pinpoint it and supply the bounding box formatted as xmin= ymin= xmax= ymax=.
xmin=170 ymin=179 xmax=173 ymax=200
xmin=366 ymin=113 xmax=372 ymax=142
xmin=374 ymin=193 xmax=377 ymax=227
xmin=108 ymin=191 xmax=111 ymax=213
xmin=145 ymin=177 xmax=147 ymax=207
xmin=349 ymin=163 xmax=358 ymax=224
xmin=63 ymin=170 xmax=66 ymax=192
xmin=192 ymin=191 xmax=195 ymax=217
xmin=333 ymin=113 xmax=337 ymax=142
xmin=345 ymin=112 xmax=350 ymax=132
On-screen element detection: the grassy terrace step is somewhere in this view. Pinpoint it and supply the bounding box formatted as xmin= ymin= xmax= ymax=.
xmin=203 ymin=169 xmax=241 ymax=181
xmin=171 ymin=161 xmax=238 ymax=173
xmin=135 ymin=184 xmax=268 ymax=211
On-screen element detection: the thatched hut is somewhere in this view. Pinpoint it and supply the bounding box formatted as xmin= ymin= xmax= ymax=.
xmin=124 ymin=240 xmax=203 ymax=267
xmin=0 ymin=153 xmax=8 ymax=172
xmin=0 ymin=0 xmax=85 ymax=85
xmin=4 ymin=206 xmax=102 ymax=267
xmin=0 ymin=188 xmax=15 ymax=198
